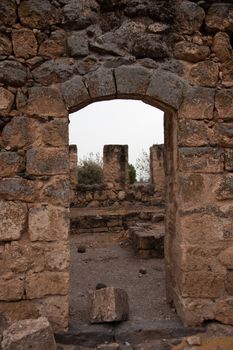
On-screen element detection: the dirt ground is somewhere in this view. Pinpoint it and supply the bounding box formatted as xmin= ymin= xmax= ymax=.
xmin=69 ymin=230 xmax=177 ymax=325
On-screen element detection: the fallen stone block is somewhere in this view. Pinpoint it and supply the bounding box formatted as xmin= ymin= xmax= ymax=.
xmin=1 ymin=317 xmax=56 ymax=350
xmin=90 ymin=287 xmax=129 ymax=323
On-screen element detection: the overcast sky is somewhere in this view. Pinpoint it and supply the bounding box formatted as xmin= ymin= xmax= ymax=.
xmin=69 ymin=99 xmax=164 ymax=166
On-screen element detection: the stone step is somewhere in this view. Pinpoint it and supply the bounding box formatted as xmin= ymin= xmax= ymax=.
xmin=129 ymin=224 xmax=164 ymax=258
xmin=55 ymin=320 xmax=205 ymax=348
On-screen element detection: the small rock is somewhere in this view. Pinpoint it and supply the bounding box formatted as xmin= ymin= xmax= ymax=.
xmin=96 ymin=283 xmax=107 ymax=290
xmin=139 ymin=268 xmax=147 ymax=275
xmin=77 ymin=245 xmax=86 ymax=253
xmin=187 ymin=335 xmax=201 ymax=346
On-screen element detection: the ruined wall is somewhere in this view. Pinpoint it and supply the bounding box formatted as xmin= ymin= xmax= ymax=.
xmin=0 ymin=0 xmax=233 ymax=331
xmin=150 ymin=144 xmax=165 ymax=192
xmin=71 ymin=144 xmax=165 ymax=233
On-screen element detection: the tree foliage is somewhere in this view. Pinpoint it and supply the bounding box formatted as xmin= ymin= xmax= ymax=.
xmin=128 ymin=163 xmax=136 ymax=184
xmin=78 ymin=153 xmax=103 ymax=185
xmin=135 ymin=149 xmax=150 ymax=182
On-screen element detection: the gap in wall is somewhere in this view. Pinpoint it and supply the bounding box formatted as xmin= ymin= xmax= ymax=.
xmin=68 ymin=99 xmax=177 ymax=326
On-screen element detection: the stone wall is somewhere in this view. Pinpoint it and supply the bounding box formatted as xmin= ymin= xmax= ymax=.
xmin=71 ymin=144 xmax=165 ymax=233
xmin=0 ymin=0 xmax=233 ymax=332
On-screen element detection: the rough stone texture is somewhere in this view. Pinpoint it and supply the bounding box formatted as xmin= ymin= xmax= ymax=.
xmin=216 ymin=89 xmax=233 ymax=120
xmin=0 ymin=61 xmax=27 ymax=87
xmin=206 ymin=3 xmax=233 ymax=33
xmin=90 ymin=287 xmax=129 ymax=323
xmin=190 ymin=61 xmax=219 ymax=87
xmin=18 ymin=0 xmax=61 ymax=29
xmin=212 ymin=32 xmax=232 ymax=63
xmin=26 ymin=147 xmax=69 ymax=176
xmin=26 ymin=272 xmax=69 ymax=299
xmin=0 ymin=0 xmax=232 ymax=333
xmin=12 ymin=28 xmax=37 ymax=59
xmin=0 ymin=88 xmax=15 ymax=115
xmin=1 ymin=317 xmax=56 ymax=350
xmin=28 ymin=204 xmax=69 ymax=242
xmin=0 ymin=33 xmax=12 ymax=56
xmin=174 ymin=42 xmax=210 ymax=63
xmin=176 ymin=1 xmax=205 ymax=34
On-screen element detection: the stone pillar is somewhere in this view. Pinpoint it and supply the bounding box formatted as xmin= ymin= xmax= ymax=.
xmin=150 ymin=144 xmax=165 ymax=192
xmin=69 ymin=145 xmax=78 ymax=201
xmin=103 ymin=145 xmax=129 ymax=188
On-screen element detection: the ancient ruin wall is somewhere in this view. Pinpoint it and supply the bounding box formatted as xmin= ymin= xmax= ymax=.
xmin=0 ymin=0 xmax=233 ymax=331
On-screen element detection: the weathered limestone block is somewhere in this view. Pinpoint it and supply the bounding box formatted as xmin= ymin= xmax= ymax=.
xmin=69 ymin=145 xmax=78 ymax=199
xmin=0 ymin=300 xmax=40 ymax=326
xmin=215 ymin=298 xmax=233 ymax=325
xmin=12 ymin=28 xmax=37 ymax=59
xmin=216 ymin=89 xmax=233 ymax=120
xmin=174 ymin=42 xmax=210 ymax=63
xmin=90 ymin=287 xmax=129 ymax=323
xmin=0 ymin=60 xmax=27 ymax=87
xmin=63 ymin=0 xmax=99 ymax=29
xmin=3 ymin=240 xmax=45 ymax=274
xmin=39 ymin=30 xmax=66 ymax=58
xmin=218 ymin=246 xmax=233 ymax=269
xmin=0 ymin=178 xmax=36 ymax=202
xmin=176 ymin=1 xmax=205 ymax=34
xmin=32 ymin=295 xmax=68 ymax=332
xmin=41 ymin=118 xmax=68 ymax=147
xmin=216 ymin=123 xmax=233 ymax=148
xmin=147 ymin=69 xmax=185 ymax=109
xmin=179 ymin=209 xmax=231 ymax=243
xmin=0 ymin=33 xmax=12 ymax=55
xmin=225 ymin=149 xmax=233 ymax=171
xmin=40 ymin=176 xmax=70 ymax=206
xmin=0 ymin=87 xmax=14 ymax=115
xmin=26 ymin=272 xmax=69 ymax=299
xmin=18 ymin=0 xmax=61 ymax=29
xmin=212 ymin=32 xmax=232 ymax=63
xmin=1 ymin=317 xmax=56 ymax=350
xmin=60 ymin=75 xmax=89 ymax=111
xmin=178 ymin=120 xmax=210 ymax=147
xmin=178 ymin=147 xmax=224 ymax=173
xmin=178 ymin=270 xmax=225 ymax=298
xmin=190 ymin=61 xmax=219 ymax=87
xmin=32 ymin=58 xmax=79 ymax=86
xmin=26 ymin=147 xmax=69 ymax=176
xmin=0 ymin=200 xmax=27 ymax=241
xmin=0 ymin=0 xmax=17 ymax=27
xmin=215 ymin=175 xmax=233 ymax=201
xmin=28 ymin=204 xmax=69 ymax=242
xmin=18 ymin=87 xmax=67 ymax=118
xmin=44 ymin=242 xmax=70 ymax=271
xmin=179 ymin=86 xmax=214 ymax=120
xmin=178 ymin=173 xmax=218 ymax=210
xmin=115 ymin=65 xmax=152 ymax=96
xmin=0 ymin=277 xmax=24 ymax=302
xmin=0 ymin=151 xmax=24 ymax=177
xmin=1 ymin=116 xmax=39 ymax=149
xmin=206 ymin=3 xmax=233 ymax=33
xmin=176 ymin=243 xmax=224 ymax=273
xmin=225 ymin=271 xmax=233 ymax=295
xmin=221 ymin=59 xmax=233 ymax=88
xmin=103 ymin=145 xmax=128 ymax=186
xmin=67 ymin=31 xmax=89 ymax=57
xmin=85 ymin=67 xmax=116 ymax=98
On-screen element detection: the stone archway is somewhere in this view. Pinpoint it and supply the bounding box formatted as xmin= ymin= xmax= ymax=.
xmin=0 ymin=0 xmax=232 ymax=333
